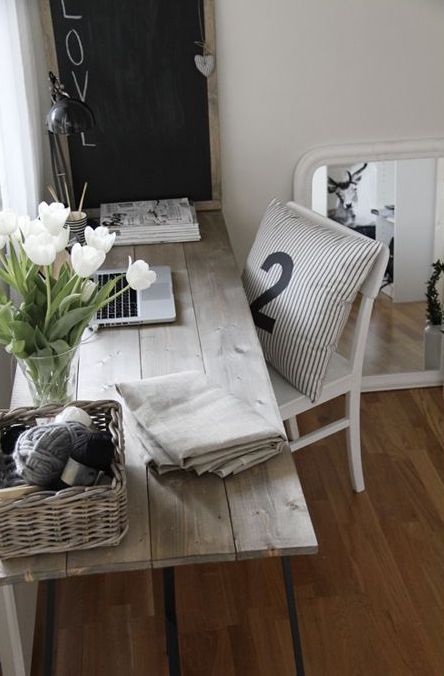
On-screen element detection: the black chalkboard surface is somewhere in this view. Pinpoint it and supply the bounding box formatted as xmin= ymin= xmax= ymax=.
xmin=46 ymin=0 xmax=216 ymax=208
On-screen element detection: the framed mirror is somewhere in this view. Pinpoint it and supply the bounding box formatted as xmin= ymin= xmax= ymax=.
xmin=293 ymin=139 xmax=444 ymax=391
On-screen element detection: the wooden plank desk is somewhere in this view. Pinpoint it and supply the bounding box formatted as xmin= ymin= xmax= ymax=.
xmin=0 ymin=212 xmax=317 ymax=676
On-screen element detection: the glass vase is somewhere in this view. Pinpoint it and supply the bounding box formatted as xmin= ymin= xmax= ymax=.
xmin=16 ymin=344 xmax=80 ymax=407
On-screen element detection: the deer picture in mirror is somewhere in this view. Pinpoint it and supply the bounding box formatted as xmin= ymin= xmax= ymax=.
xmin=327 ymin=163 xmax=368 ymax=226
xmin=294 ymin=138 xmax=444 ymax=392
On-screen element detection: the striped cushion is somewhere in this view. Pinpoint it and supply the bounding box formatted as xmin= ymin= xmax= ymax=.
xmin=242 ymin=200 xmax=383 ymax=401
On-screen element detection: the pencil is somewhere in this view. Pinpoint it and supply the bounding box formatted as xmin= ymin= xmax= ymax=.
xmin=78 ymin=182 xmax=88 ymax=214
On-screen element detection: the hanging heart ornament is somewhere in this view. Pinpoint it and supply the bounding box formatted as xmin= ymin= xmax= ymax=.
xmin=194 ymin=53 xmax=215 ymax=77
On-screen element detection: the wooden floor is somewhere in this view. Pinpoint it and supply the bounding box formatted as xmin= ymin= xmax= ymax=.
xmin=31 ymin=387 xmax=444 ymax=675
xmin=340 ymin=294 xmax=426 ymax=376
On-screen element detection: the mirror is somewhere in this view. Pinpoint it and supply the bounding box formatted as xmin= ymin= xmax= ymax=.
xmin=311 ymin=157 xmax=443 ymax=387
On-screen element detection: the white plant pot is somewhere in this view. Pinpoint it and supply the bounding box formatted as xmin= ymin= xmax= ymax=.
xmin=423 ymin=322 xmax=443 ymax=370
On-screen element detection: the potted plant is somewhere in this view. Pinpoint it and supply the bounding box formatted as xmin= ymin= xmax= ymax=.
xmin=424 ymin=259 xmax=444 ymax=370
xmin=0 ymin=202 xmax=156 ymax=405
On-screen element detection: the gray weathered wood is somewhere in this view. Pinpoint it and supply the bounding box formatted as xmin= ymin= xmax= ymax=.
xmin=1 ymin=211 xmax=317 ymax=585
xmin=137 ymin=243 xmax=235 ymax=567
xmin=184 ymin=212 xmax=318 ymax=558
xmin=67 ymin=325 xmax=152 ymax=576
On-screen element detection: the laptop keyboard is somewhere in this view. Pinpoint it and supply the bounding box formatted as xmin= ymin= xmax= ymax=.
xmin=96 ymin=273 xmax=139 ymax=320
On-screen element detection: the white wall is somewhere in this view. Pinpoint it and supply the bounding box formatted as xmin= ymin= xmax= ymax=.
xmin=215 ymin=0 xmax=444 ymax=266
xmin=394 ymin=158 xmax=437 ymax=302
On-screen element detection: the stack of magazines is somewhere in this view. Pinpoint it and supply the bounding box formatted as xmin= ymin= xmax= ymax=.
xmin=100 ymin=197 xmax=201 ymax=245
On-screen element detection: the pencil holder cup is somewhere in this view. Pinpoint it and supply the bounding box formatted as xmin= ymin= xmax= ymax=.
xmin=66 ymin=211 xmax=87 ymax=245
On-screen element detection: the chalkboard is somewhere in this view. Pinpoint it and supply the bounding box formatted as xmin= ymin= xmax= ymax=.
xmin=41 ymin=0 xmax=220 ymax=209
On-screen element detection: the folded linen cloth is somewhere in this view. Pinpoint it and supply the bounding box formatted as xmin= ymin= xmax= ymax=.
xmin=117 ymin=371 xmax=287 ymax=478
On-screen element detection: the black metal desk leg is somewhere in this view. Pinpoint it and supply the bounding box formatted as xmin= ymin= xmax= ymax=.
xmin=281 ymin=557 xmax=305 ymax=676
xmin=163 ymin=567 xmax=182 ymax=676
xmin=44 ymin=579 xmax=56 ymax=676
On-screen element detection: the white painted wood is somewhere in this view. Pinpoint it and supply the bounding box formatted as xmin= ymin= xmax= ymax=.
xmin=292 ymin=138 xmax=444 ymax=389
xmin=311 ymin=165 xmax=328 ymax=216
xmin=362 ymin=370 xmax=443 ymax=391
xmin=268 ymin=203 xmax=388 ymax=492
xmin=345 ymin=391 xmax=365 ymax=492
xmin=0 ymin=582 xmax=38 ymax=676
xmin=288 ymin=418 xmax=349 ymax=453
xmin=268 ymin=354 xmax=353 ymax=420
xmin=284 ymin=417 xmax=299 ymax=441
xmin=293 ymin=138 xmax=444 ymax=208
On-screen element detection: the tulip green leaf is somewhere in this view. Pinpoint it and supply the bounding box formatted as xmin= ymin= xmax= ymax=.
xmin=34 ymin=326 xmax=50 ymax=350
xmin=9 ymin=321 xmax=35 ymax=354
xmin=6 ymin=339 xmax=26 ymax=358
xmin=48 ymin=306 xmax=95 ymax=341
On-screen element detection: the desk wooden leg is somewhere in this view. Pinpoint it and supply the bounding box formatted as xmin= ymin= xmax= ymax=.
xmin=281 ymin=557 xmax=305 ymax=676
xmin=163 ymin=568 xmax=182 ymax=676
xmin=43 ymin=580 xmax=56 ymax=676
xmin=0 ymin=581 xmax=38 ymax=676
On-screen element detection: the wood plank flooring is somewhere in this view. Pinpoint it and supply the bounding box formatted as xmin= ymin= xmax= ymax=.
xmin=31 ymin=387 xmax=444 ymax=675
xmin=339 ymin=294 xmax=427 ymax=375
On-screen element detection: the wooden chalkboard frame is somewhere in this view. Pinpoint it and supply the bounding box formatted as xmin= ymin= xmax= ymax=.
xmin=39 ymin=0 xmax=221 ymax=211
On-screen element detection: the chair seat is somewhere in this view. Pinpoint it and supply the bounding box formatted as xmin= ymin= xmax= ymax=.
xmin=267 ymin=353 xmax=353 ymax=419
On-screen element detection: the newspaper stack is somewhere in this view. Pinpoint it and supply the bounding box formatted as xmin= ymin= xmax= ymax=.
xmin=100 ymin=197 xmax=200 ymax=245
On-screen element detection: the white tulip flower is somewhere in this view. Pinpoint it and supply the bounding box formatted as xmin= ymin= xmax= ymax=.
xmin=52 ymin=226 xmax=70 ymax=253
xmin=0 ymin=235 xmax=7 ymax=250
xmin=126 ymin=257 xmax=157 ymax=291
xmin=71 ymin=243 xmax=105 ymax=278
xmin=38 ymin=201 xmax=70 ymax=235
xmin=84 ymin=225 xmax=116 ymax=253
xmin=81 ymin=279 xmax=97 ymax=302
xmin=19 ymin=217 xmax=45 ymax=240
xmin=23 ymin=232 xmax=57 ymax=266
xmin=0 ymin=209 xmax=18 ymax=236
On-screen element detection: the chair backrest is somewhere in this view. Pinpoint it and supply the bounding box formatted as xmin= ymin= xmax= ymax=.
xmin=285 ymin=201 xmax=389 ymax=377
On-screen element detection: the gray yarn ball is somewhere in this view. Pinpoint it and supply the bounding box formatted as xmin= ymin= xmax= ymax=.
xmin=0 ymin=453 xmax=25 ymax=489
xmin=13 ymin=422 xmax=90 ymax=486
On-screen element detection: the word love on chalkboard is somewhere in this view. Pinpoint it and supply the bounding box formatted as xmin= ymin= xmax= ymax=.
xmin=50 ymin=1 xmax=95 ymax=150
xmin=42 ymin=0 xmax=220 ymax=209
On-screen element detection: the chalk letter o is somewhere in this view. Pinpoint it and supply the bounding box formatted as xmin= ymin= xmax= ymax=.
xmin=65 ymin=29 xmax=84 ymax=66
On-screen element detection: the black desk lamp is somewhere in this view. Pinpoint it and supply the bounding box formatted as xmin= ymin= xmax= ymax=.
xmin=46 ymin=71 xmax=95 ymax=206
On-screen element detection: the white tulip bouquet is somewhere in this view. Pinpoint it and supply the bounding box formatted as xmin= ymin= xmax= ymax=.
xmin=0 ymin=202 xmax=156 ymax=405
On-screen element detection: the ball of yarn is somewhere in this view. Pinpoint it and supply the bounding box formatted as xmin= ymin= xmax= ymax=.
xmin=13 ymin=422 xmax=91 ymax=486
xmin=54 ymin=432 xmax=115 ymax=491
xmin=55 ymin=406 xmax=93 ymax=428
xmin=0 ymin=453 xmax=25 ymax=489
xmin=77 ymin=432 xmax=115 ymax=471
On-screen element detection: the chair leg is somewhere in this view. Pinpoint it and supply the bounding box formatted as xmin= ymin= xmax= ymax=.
xmin=284 ymin=416 xmax=300 ymax=442
xmin=345 ymin=390 xmax=365 ymax=492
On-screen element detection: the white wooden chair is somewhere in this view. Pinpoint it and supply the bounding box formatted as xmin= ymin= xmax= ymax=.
xmin=267 ymin=202 xmax=389 ymax=492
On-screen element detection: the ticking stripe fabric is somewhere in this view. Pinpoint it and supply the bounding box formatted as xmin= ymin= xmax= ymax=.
xmin=242 ymin=200 xmax=383 ymax=402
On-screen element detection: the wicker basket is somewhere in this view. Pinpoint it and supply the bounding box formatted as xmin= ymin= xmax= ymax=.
xmin=0 ymin=400 xmax=128 ymax=559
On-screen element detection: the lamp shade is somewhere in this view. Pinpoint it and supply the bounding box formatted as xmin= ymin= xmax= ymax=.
xmin=46 ymin=97 xmax=95 ymax=135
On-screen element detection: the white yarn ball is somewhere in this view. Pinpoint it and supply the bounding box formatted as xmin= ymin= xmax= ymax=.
xmin=55 ymin=406 xmax=93 ymax=428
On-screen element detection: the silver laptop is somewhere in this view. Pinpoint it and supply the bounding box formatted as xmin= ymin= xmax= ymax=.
xmin=93 ymin=265 xmax=176 ymax=327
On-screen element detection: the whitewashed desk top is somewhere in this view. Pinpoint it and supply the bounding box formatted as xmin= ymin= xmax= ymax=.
xmin=0 ymin=212 xmax=317 ymax=585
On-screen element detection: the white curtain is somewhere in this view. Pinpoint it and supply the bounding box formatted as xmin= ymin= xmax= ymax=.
xmin=0 ymin=0 xmax=48 ymax=216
